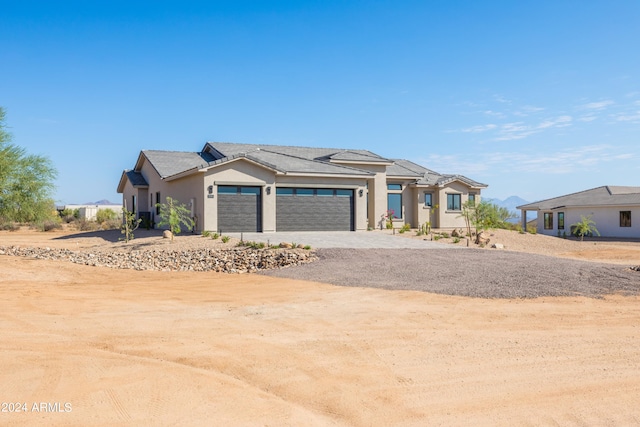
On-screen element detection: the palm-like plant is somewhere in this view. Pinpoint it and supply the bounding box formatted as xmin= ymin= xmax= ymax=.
xmin=571 ymin=215 xmax=600 ymax=241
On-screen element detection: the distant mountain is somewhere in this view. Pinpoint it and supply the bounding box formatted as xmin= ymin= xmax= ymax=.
xmin=84 ymin=199 xmax=118 ymax=205
xmin=485 ymin=196 xmax=529 ymax=212
xmin=484 ymin=196 xmax=534 ymax=222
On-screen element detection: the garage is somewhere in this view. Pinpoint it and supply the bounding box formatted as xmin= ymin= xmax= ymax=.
xmin=276 ymin=188 xmax=354 ymax=231
xmin=217 ymin=186 xmax=262 ymax=232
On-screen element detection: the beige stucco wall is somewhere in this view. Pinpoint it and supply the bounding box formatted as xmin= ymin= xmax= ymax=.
xmin=436 ymin=182 xmax=481 ymax=229
xmin=203 ymin=160 xmax=276 ymax=232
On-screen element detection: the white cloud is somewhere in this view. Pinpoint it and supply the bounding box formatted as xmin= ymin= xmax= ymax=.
xmin=580 ymin=100 xmax=614 ymax=110
xmin=419 ymin=144 xmax=634 ymax=176
xmin=461 ymin=124 xmax=497 ymax=133
xmin=613 ymin=111 xmax=640 ymax=123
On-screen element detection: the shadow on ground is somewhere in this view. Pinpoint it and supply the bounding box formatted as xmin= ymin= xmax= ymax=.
xmin=53 ymin=229 xmax=165 ymax=243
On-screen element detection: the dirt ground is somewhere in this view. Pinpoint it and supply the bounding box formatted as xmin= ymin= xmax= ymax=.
xmin=1 ymin=229 xmax=640 ymax=426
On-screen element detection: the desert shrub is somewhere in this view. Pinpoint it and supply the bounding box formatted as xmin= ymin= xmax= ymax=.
xmin=526 ymin=225 xmax=537 ymax=234
xmin=433 ymin=235 xmax=441 ymax=241
xmin=202 ymin=230 xmax=211 ymax=238
xmin=101 ymin=219 xmax=121 ymax=230
xmin=212 ymin=232 xmax=220 ymax=240
xmin=96 ymin=208 xmax=117 ymax=224
xmin=238 ymin=241 xmax=266 ymax=249
xmin=77 ymin=219 xmax=100 ymax=231
xmin=441 ymin=232 xmax=450 ymax=238
xmin=452 ymin=237 xmax=461 ymax=244
xmin=303 ymin=245 xmax=312 ymax=250
xmin=1 ymin=221 xmax=19 ymax=231
xmin=40 ymin=219 xmax=62 ymax=232
xmin=221 ymin=235 xmax=230 ymax=243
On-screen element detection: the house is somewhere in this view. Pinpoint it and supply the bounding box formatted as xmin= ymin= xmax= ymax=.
xmin=517 ymin=186 xmax=640 ymax=238
xmin=117 ymin=142 xmax=487 ymax=233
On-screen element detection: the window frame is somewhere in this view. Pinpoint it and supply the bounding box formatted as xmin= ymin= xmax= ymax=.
xmin=446 ymin=193 xmax=461 ymax=211
xmin=424 ymin=192 xmax=433 ymax=208
xmin=387 ymin=193 xmax=403 ymax=219
xmin=620 ymin=211 xmax=632 ymax=227
xmin=557 ymin=212 xmax=564 ymax=230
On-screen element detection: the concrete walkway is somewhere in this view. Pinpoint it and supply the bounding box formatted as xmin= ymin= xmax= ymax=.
xmin=225 ymin=230 xmax=455 ymax=249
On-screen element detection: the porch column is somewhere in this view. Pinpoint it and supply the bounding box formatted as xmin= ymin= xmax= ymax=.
xmin=521 ymin=210 xmax=527 ymax=230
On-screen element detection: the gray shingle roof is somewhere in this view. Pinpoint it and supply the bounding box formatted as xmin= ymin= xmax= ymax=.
xmin=125 ymin=170 xmax=148 ymax=187
xmin=124 ymin=142 xmax=485 ymax=188
xmin=517 ymin=186 xmax=640 ymax=210
xmin=142 ymin=150 xmax=215 ymax=178
xmin=204 ymin=142 xmax=379 ymax=176
xmin=206 ymin=142 xmax=392 ymax=164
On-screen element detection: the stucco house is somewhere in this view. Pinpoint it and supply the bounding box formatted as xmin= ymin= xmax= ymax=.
xmin=117 ymin=142 xmax=487 ymax=233
xmin=517 ymin=186 xmax=640 ymax=238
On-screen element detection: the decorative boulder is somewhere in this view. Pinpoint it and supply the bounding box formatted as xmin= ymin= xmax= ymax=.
xmin=162 ymin=230 xmax=173 ymax=239
xmin=476 ymin=231 xmax=491 ymax=246
xmin=451 ymin=228 xmax=462 ymax=238
xmin=492 ymin=243 xmax=504 ymax=249
xmin=279 ymin=242 xmax=293 ymax=249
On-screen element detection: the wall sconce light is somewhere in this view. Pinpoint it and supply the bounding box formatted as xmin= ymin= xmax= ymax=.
xmin=208 ymin=185 xmax=213 ymax=195
xmin=358 ymin=189 xmax=364 ymax=197
xmin=266 ymin=186 xmax=271 ymax=195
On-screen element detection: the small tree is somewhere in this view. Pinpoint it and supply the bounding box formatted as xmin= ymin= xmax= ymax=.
xmin=571 ymin=215 xmax=600 ymax=241
xmin=156 ymin=196 xmax=195 ymax=241
xmin=120 ymin=203 xmax=141 ymax=243
xmin=0 ymin=107 xmax=58 ymax=224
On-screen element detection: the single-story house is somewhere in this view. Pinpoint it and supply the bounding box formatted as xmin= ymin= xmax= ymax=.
xmin=117 ymin=142 xmax=487 ymax=233
xmin=517 ymin=186 xmax=640 ymax=238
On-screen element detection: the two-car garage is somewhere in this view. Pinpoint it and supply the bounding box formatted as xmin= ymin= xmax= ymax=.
xmin=217 ymin=185 xmax=354 ymax=232
xmin=275 ymin=187 xmax=354 ymax=231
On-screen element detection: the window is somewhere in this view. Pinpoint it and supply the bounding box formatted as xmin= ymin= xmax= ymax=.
xmin=387 ymin=184 xmax=402 ymax=191
xmin=558 ymin=212 xmax=564 ymax=230
xmin=387 ymin=193 xmax=402 ymax=219
xmin=240 ymin=187 xmax=260 ymax=195
xmin=131 ymin=195 xmax=137 ymax=213
xmin=620 ymin=211 xmax=631 ymax=227
xmin=336 ymin=189 xmax=352 ymax=197
xmin=276 ymin=188 xmax=293 ymax=196
xmin=424 ymin=192 xmax=433 ymax=207
xmin=296 ymin=188 xmax=314 ymax=196
xmin=218 ymin=186 xmax=237 ymax=194
xmin=317 ymin=189 xmax=333 ymax=197
xmin=155 ymin=192 xmax=161 ymax=215
xmin=468 ymin=193 xmax=476 ymax=205
xmin=447 ymin=194 xmax=461 ymax=211
xmin=544 ymin=212 xmax=553 ymax=229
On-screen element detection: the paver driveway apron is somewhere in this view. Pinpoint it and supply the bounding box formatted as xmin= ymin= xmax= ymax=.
xmin=225 ymin=231 xmax=455 ymax=249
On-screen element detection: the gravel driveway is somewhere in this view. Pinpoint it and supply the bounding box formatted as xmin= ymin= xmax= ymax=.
xmin=261 ymin=248 xmax=640 ymax=298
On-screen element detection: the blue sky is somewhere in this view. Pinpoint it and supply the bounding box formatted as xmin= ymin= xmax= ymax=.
xmin=2 ymin=1 xmax=639 ymax=205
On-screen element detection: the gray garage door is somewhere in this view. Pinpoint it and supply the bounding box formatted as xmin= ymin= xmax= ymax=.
xmin=276 ymin=188 xmax=354 ymax=231
xmin=218 ymin=186 xmax=262 ymax=232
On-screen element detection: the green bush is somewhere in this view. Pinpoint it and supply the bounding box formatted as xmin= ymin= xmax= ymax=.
xmin=202 ymin=230 xmax=211 ymax=238
xmin=96 ymin=208 xmax=117 ymax=224
xmin=212 ymin=232 xmax=220 ymax=240
xmin=221 ymin=235 xmax=230 ymax=243
xmin=526 ymin=225 xmax=537 ymax=234
xmin=452 ymin=237 xmax=460 ymax=244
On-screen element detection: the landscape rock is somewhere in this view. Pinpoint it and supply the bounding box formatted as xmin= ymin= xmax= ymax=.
xmin=492 ymin=243 xmax=505 ymax=249
xmin=279 ymin=242 xmax=293 ymax=249
xmin=163 ymin=230 xmax=173 ymax=239
xmin=476 ymin=231 xmax=491 ymax=246
xmin=0 ymin=245 xmax=316 ymax=274
xmin=451 ymin=228 xmax=462 ymax=238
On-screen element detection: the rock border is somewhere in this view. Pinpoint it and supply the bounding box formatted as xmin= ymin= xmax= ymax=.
xmin=0 ymin=245 xmax=317 ymax=274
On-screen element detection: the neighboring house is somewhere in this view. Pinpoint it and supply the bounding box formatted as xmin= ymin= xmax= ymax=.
xmin=57 ymin=204 xmax=122 ymax=221
xmin=517 ymin=186 xmax=640 ymax=238
xmin=117 ymin=142 xmax=487 ymax=233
